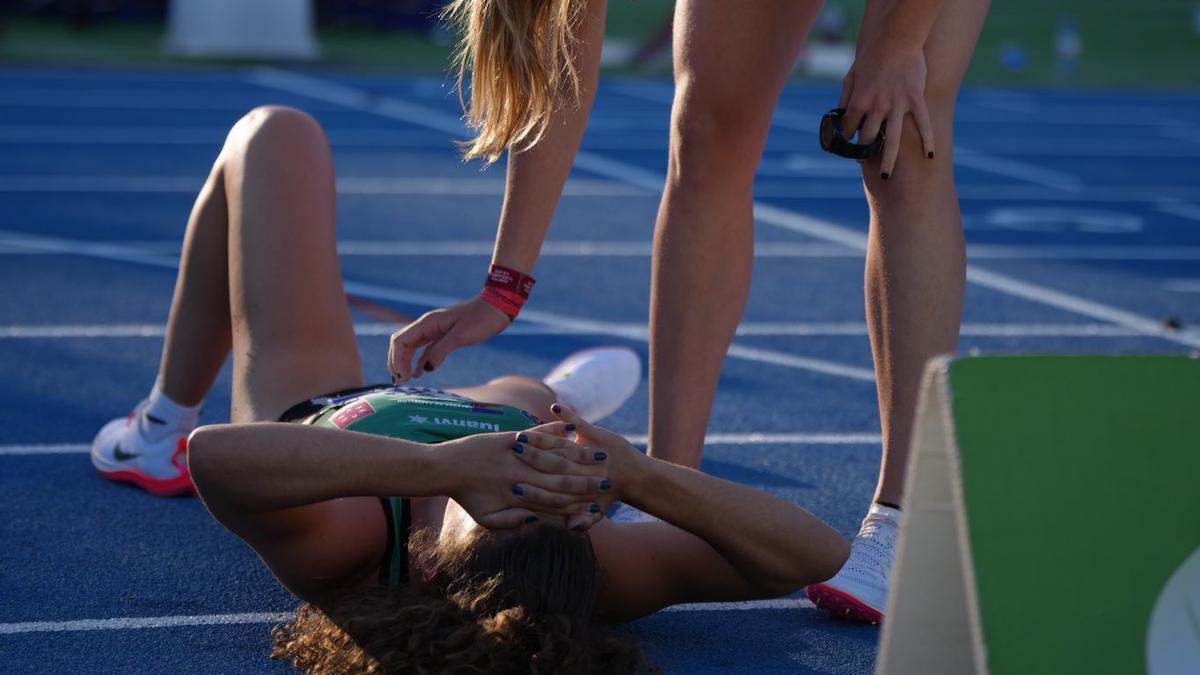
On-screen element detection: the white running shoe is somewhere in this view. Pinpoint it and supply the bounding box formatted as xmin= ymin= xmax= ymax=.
xmin=543 ymin=347 xmax=641 ymax=423
xmin=806 ymin=503 xmax=900 ymax=623
xmin=90 ymin=401 xmax=195 ymax=497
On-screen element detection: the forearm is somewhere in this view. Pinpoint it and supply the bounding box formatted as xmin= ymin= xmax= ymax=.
xmin=625 ymin=457 xmax=850 ymax=594
xmin=188 ymin=423 xmax=445 ymax=513
xmin=862 ymin=0 xmax=945 ymax=51
xmin=491 ymin=0 xmax=606 ymax=274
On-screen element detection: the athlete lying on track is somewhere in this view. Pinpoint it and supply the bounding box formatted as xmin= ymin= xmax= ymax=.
xmin=89 ymin=105 xmax=849 ymax=673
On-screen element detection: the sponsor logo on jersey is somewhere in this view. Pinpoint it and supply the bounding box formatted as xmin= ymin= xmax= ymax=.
xmin=330 ymin=400 xmax=376 ymax=429
xmin=430 ymin=416 xmax=500 ymax=432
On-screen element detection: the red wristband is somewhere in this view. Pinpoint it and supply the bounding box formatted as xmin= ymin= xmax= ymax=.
xmin=480 ymin=264 xmax=535 ymax=319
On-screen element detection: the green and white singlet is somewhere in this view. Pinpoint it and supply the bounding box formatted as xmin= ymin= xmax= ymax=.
xmin=282 ymin=386 xmax=542 ymax=586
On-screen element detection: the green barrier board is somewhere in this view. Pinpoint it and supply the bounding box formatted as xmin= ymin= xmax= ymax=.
xmin=877 ymin=355 xmax=1200 ymax=675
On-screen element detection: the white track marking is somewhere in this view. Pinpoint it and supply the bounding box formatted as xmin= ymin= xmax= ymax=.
xmin=0 ymin=443 xmax=89 ymax=455
xmin=0 ymin=613 xmax=292 ymax=635
xmin=617 ymin=86 xmax=1083 ymax=191
xmin=6 ymin=237 xmax=1200 ymax=262
xmin=0 ymin=600 xmax=814 ymax=635
xmin=0 ymin=322 xmax=1168 ymax=340
xmin=3 ymin=174 xmax=1199 ymax=203
xmin=0 ymin=434 xmax=881 ymax=457
xmin=1164 ymin=280 xmax=1200 ymax=293
xmin=0 ymin=175 xmax=639 ymax=197
xmin=952 ymin=148 xmax=1082 ymax=192
xmin=0 ymin=231 xmax=874 ymax=382
xmin=619 ymin=433 xmax=882 ymax=446
xmin=1156 ymin=200 xmax=1200 ymax=223
xmin=751 ymin=204 xmax=1200 ymax=349
xmin=661 ymin=598 xmax=815 ymax=612
xmin=341 ymin=279 xmax=877 ymax=382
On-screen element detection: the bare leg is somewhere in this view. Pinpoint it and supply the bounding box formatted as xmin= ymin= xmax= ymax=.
xmin=863 ymin=0 xmax=989 ymax=506
xmin=648 ymin=0 xmax=823 ymax=469
xmin=219 ymin=107 xmax=363 ymax=424
xmin=156 ymin=107 xmax=362 ymax=420
xmin=156 ymin=146 xmax=234 ymax=406
xmin=449 ymin=376 xmax=556 ymax=421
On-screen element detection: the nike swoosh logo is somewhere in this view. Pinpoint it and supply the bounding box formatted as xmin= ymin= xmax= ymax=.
xmin=112 ymin=442 xmax=141 ymax=462
xmin=144 ymin=414 xmax=166 ymax=425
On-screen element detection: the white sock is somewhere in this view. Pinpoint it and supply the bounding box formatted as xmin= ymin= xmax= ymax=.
xmin=141 ymin=380 xmax=202 ymax=440
xmin=867 ymin=502 xmax=901 ymax=523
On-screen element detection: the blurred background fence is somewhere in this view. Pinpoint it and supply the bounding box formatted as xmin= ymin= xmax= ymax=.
xmin=0 ymin=0 xmax=1198 ymax=86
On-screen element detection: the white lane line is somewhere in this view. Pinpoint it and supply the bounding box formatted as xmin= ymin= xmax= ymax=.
xmin=6 ymin=238 xmax=1200 ymax=262
xmin=45 ymin=70 xmax=1200 ymax=353
xmin=0 ymin=321 xmax=1165 ymax=340
xmin=0 ymin=599 xmax=814 ymax=635
xmin=3 ymin=174 xmax=1198 ymax=203
xmin=0 ymin=613 xmax=293 ymax=635
xmin=341 ymin=279 xmax=873 ymax=382
xmin=0 ymin=230 xmax=874 ymax=383
xmin=0 ymin=434 xmax=881 ymax=457
xmin=0 ymin=175 xmax=640 ymax=197
xmin=1164 ymin=279 xmax=1200 ymax=293
xmin=661 ymin=598 xmax=814 ymax=612
xmin=952 ymin=147 xmax=1082 ymax=192
xmin=0 ymin=444 xmax=89 ymax=455
xmin=616 ymin=86 xmax=1083 ymax=191
xmin=752 ymin=203 xmax=1200 ymax=349
xmin=1156 ymin=200 xmax=1200 ymax=223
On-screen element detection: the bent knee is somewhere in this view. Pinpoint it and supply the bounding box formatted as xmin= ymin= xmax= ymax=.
xmin=225 ymin=105 xmax=327 ymax=156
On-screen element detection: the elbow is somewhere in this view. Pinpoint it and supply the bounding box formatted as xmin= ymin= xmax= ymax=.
xmin=810 ymin=535 xmax=852 ymax=584
xmin=760 ymin=533 xmax=852 ymax=597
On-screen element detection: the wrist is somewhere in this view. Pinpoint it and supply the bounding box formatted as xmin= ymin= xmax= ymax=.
xmin=620 ymin=451 xmax=660 ymax=506
xmin=420 ymin=443 xmax=458 ymax=498
xmin=479 ymin=264 xmax=535 ymax=320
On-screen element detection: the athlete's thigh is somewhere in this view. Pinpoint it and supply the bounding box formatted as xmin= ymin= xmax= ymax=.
xmin=857 ymin=0 xmax=989 ymax=181
xmin=673 ymin=0 xmax=822 ymax=126
xmin=222 ymin=107 xmax=363 ymax=423
xmin=922 ymin=0 xmax=990 ymax=108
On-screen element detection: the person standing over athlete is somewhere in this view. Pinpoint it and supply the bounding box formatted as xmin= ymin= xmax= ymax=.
xmin=388 ymin=0 xmax=990 ymax=623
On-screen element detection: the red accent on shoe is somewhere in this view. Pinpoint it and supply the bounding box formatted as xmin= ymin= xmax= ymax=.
xmin=96 ymin=438 xmax=194 ymax=497
xmin=806 ymin=583 xmax=883 ymax=624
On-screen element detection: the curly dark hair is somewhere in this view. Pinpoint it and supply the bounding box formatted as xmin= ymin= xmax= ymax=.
xmin=271 ymin=524 xmax=652 ymax=674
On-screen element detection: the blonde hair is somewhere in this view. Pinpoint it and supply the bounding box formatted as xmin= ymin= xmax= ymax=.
xmin=442 ymin=0 xmax=584 ymax=164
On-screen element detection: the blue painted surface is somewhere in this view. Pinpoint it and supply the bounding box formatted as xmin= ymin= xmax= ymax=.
xmin=1 ymin=66 xmax=1198 ymax=673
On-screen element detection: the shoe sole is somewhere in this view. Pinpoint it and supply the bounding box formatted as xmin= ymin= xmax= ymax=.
xmin=95 ymin=466 xmax=195 ymax=497
xmin=806 ymin=583 xmax=883 ymax=624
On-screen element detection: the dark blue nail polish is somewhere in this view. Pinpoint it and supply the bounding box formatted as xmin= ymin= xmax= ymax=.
xmin=511 ymin=484 xmax=525 ymax=496
xmin=516 ymin=433 xmax=529 ymax=443
xmin=881 ymin=172 xmax=890 ymax=180
xmin=927 ymin=151 xmax=934 ymax=159
xmin=511 ymin=443 xmax=524 ymax=454
xmin=551 ymin=403 xmax=562 ymax=413
xmin=564 ymin=423 xmax=576 ymax=432
xmin=599 ymin=479 xmax=611 ymax=491
xmin=423 ymin=362 xmax=434 ymax=372
xmin=593 ymin=451 xmax=607 ymax=461
xmin=589 ymin=503 xmax=601 ymax=513
xmin=524 ymin=515 xmax=538 ymax=523
xmin=571 ymin=524 xmax=584 ymax=532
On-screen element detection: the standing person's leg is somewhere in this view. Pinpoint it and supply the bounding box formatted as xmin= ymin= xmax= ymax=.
xmin=648 ymin=0 xmax=823 ymax=469
xmin=807 ymin=0 xmax=990 ymax=622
